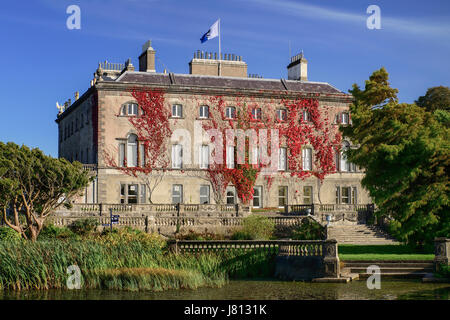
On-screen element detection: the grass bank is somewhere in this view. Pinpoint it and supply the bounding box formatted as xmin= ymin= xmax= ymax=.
xmin=339 ymin=244 xmax=434 ymax=261
xmin=0 ymin=229 xmax=275 ymax=291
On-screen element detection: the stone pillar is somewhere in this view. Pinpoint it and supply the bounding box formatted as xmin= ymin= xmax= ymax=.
xmin=322 ymin=239 xmax=340 ymax=277
xmin=434 ymin=238 xmax=450 ymax=272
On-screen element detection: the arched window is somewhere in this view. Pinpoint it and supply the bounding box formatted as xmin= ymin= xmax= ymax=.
xmin=120 ymin=103 xmax=139 ymax=116
xmin=127 ymin=134 xmax=138 ymax=167
xmin=119 ymin=134 xmax=141 ymax=167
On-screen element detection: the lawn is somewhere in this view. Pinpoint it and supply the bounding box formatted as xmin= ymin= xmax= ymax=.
xmin=338 ymin=244 xmax=434 ymax=261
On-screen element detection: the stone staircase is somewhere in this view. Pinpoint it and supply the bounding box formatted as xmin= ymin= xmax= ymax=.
xmin=341 ymin=260 xmax=434 ymax=279
xmin=327 ymin=224 xmax=399 ymax=245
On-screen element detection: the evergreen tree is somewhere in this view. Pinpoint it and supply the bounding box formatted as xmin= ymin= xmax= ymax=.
xmin=0 ymin=142 xmax=92 ymax=241
xmin=341 ymin=68 xmax=449 ymax=248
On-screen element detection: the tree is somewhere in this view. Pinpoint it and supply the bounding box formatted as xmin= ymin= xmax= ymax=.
xmin=415 ymin=86 xmax=450 ymax=113
xmin=341 ymin=68 xmax=449 ymax=247
xmin=0 ymin=142 xmax=91 ymax=241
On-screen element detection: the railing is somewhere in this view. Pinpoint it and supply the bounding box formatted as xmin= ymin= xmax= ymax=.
xmin=99 ymin=60 xmax=125 ymax=71
xmin=168 ymin=240 xmax=327 ymax=257
xmin=56 ymin=203 xmax=248 ymax=216
xmin=82 ymin=164 xmax=98 ymax=172
xmin=318 ymin=204 xmax=372 ymax=212
xmin=285 ymin=204 xmax=314 ymax=215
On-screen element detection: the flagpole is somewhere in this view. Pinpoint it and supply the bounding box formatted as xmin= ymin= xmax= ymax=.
xmin=218 ymin=18 xmax=221 ymax=76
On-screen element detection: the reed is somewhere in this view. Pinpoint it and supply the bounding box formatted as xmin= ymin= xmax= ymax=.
xmin=0 ymin=238 xmax=275 ymax=291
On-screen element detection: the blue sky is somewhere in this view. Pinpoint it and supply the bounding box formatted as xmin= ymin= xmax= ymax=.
xmin=0 ymin=0 xmax=449 ymax=157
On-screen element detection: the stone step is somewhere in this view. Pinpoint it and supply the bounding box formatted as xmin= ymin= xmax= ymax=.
xmin=327 ymin=224 xmax=399 ymax=245
xmin=348 ymin=267 xmax=433 ymax=274
xmin=357 ymin=272 xmax=430 ymax=279
xmin=343 ymin=262 xmax=433 ymax=268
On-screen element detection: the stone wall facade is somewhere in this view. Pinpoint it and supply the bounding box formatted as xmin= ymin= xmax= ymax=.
xmin=55 ymin=44 xmax=372 ymax=210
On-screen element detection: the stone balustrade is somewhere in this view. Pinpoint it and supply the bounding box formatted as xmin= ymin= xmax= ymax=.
xmin=55 ymin=203 xmax=249 ymax=217
xmin=166 ymin=239 xmax=340 ymax=280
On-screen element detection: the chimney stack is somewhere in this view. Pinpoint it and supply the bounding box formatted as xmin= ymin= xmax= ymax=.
xmin=139 ymin=40 xmax=156 ymax=72
xmin=287 ymin=51 xmax=307 ymax=81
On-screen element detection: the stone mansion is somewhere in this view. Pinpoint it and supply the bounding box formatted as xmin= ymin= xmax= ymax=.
xmin=55 ymin=40 xmax=371 ymax=210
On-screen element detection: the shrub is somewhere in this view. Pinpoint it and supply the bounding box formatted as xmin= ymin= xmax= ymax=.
xmin=290 ymin=218 xmax=325 ymax=240
xmin=436 ymin=265 xmax=450 ymax=278
xmin=94 ymin=227 xmax=166 ymax=253
xmin=177 ymin=230 xmax=225 ymax=241
xmin=0 ymin=226 xmax=22 ymax=241
xmin=39 ymin=224 xmax=78 ymax=240
xmin=231 ymin=215 xmax=275 ymax=240
xmin=68 ymin=218 xmax=100 ymax=236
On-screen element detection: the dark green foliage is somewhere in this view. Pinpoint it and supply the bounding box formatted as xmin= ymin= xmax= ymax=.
xmin=436 ymin=265 xmax=450 ymax=278
xmin=0 ymin=142 xmax=92 ymax=241
xmin=217 ymin=250 xmax=276 ymax=279
xmin=415 ymin=86 xmax=450 ymax=113
xmin=290 ymin=218 xmax=325 ymax=240
xmin=176 ymin=230 xmax=225 ymax=240
xmin=230 ymin=215 xmax=275 ymax=240
xmin=39 ymin=224 xmax=78 ymax=240
xmin=0 ymin=226 xmax=22 ymax=242
xmin=341 ymin=68 xmax=449 ymax=248
xmin=68 ymin=218 xmax=99 ymax=236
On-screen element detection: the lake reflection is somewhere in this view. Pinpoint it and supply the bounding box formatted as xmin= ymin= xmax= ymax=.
xmin=1 ymin=279 xmax=449 ymax=300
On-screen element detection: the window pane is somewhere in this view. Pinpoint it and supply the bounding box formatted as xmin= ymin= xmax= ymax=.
xmin=227 ymin=146 xmax=235 ymax=168
xmin=302 ymin=148 xmax=312 ymax=171
xmin=172 ymin=145 xmax=182 ymax=168
xmin=139 ymin=144 xmax=145 ymax=167
xmin=342 ymin=187 xmax=350 ymax=204
xmin=336 ymin=187 xmax=340 ymax=204
xmin=278 ymin=148 xmax=286 ymax=171
xmin=119 ymin=143 xmax=125 ymax=167
xmin=226 ymin=190 xmax=235 ymax=204
xmin=351 ymin=187 xmax=357 ymax=204
xmin=303 ymin=186 xmax=313 ymax=204
xmin=200 ymin=145 xmax=209 ymax=169
xmin=128 ymin=184 xmax=138 ymax=204
xmin=253 ymin=186 xmax=262 ymax=208
xmin=140 ymin=185 xmax=146 ymax=203
xmin=278 ymin=186 xmax=287 ymax=207
xmin=200 ymin=185 xmax=210 ymax=204
xmin=200 ymin=106 xmax=209 ymax=118
xmin=172 ymin=185 xmax=183 ymax=203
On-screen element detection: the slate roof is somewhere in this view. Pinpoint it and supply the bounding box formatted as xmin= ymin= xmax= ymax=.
xmin=116 ymin=72 xmax=345 ymax=95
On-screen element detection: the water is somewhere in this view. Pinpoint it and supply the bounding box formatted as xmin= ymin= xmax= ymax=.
xmin=1 ymin=279 xmax=449 ymax=300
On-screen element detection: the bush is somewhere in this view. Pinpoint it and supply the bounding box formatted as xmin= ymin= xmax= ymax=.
xmin=436 ymin=265 xmax=450 ymax=278
xmin=231 ymin=215 xmax=275 ymax=240
xmin=39 ymin=224 xmax=78 ymax=240
xmin=68 ymin=218 xmax=100 ymax=236
xmin=0 ymin=226 xmax=22 ymax=241
xmin=177 ymin=230 xmax=225 ymax=240
xmin=95 ymin=227 xmax=166 ymax=252
xmin=290 ymin=218 xmax=325 ymax=240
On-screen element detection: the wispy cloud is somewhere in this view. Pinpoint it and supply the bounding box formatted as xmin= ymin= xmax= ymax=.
xmin=249 ymin=0 xmax=450 ymax=38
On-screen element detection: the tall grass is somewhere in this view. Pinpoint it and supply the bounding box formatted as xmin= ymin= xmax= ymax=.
xmin=0 ymin=234 xmax=276 ymax=291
